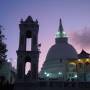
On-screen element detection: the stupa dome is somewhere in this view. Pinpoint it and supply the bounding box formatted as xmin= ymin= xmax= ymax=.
xmin=46 ymin=38 xmax=78 ymax=61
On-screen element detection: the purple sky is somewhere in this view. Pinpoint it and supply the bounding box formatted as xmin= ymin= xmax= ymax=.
xmin=0 ymin=0 xmax=90 ymax=71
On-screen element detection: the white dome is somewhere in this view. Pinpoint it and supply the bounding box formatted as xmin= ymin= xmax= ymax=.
xmin=46 ymin=42 xmax=77 ymax=60
xmin=40 ymin=38 xmax=78 ymax=78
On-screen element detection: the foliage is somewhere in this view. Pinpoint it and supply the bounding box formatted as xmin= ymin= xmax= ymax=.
xmin=0 ymin=25 xmax=7 ymax=62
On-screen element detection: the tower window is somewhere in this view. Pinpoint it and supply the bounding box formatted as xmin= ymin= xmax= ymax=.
xmin=26 ymin=38 xmax=31 ymax=51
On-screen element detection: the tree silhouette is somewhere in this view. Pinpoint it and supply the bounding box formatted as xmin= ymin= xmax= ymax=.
xmin=0 ymin=25 xmax=7 ymax=62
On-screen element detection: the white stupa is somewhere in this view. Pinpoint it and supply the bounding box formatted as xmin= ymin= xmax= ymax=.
xmin=39 ymin=19 xmax=78 ymax=80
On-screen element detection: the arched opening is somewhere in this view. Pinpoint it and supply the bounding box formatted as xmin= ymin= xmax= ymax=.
xmin=67 ymin=62 xmax=77 ymax=81
xmin=26 ymin=30 xmax=32 ymax=51
xmin=25 ymin=62 xmax=31 ymax=75
xmin=26 ymin=38 xmax=31 ymax=51
xmin=78 ymin=63 xmax=83 ymax=68
xmin=68 ymin=62 xmax=76 ymax=72
xmin=85 ymin=62 xmax=90 ymax=72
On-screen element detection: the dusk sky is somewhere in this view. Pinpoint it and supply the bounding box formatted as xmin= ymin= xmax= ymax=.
xmin=0 ymin=0 xmax=90 ymax=71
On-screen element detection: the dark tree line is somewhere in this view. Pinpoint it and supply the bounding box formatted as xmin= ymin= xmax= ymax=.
xmin=0 ymin=25 xmax=7 ymax=63
xmin=0 ymin=25 xmax=14 ymax=90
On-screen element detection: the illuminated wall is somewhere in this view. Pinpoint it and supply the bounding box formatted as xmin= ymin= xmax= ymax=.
xmin=68 ymin=58 xmax=90 ymax=81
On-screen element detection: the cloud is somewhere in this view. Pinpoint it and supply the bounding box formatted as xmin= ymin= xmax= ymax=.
xmin=69 ymin=27 xmax=90 ymax=53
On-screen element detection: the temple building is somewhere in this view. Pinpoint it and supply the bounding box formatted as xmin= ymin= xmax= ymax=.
xmin=39 ymin=19 xmax=90 ymax=82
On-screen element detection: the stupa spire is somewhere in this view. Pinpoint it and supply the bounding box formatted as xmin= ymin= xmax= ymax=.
xmin=59 ymin=18 xmax=64 ymax=33
xmin=56 ymin=18 xmax=66 ymax=38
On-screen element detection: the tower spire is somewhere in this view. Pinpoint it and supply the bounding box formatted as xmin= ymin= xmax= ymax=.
xmin=59 ymin=18 xmax=64 ymax=33
xmin=56 ymin=18 xmax=67 ymax=38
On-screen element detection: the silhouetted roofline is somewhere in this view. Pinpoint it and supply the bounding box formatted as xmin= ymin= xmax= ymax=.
xmin=78 ymin=49 xmax=90 ymax=59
